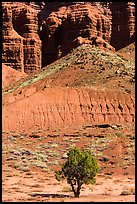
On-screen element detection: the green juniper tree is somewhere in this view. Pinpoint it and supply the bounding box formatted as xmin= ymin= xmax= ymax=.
xmin=55 ymin=146 xmax=99 ymax=198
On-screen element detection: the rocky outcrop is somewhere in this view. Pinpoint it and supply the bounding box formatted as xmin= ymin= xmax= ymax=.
xmin=2 ymin=2 xmax=135 ymax=72
xmin=39 ymin=2 xmax=113 ymax=66
xmin=39 ymin=1 xmax=135 ymax=66
xmin=2 ymin=3 xmax=24 ymax=72
xmin=73 ymin=36 xmax=114 ymax=51
xmin=13 ymin=4 xmax=42 ymax=74
xmin=2 ymin=87 xmax=135 ymax=131
xmin=2 ymin=2 xmax=42 ymax=74
xmin=110 ymin=2 xmax=135 ymax=50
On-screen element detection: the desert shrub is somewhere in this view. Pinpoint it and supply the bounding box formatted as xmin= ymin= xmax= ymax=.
xmin=55 ymin=146 xmax=99 ymax=197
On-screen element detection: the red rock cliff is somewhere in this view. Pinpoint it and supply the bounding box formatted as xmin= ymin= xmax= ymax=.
xmin=2 ymin=2 xmax=42 ymax=74
xmin=110 ymin=2 xmax=135 ymax=50
xmin=37 ymin=1 xmax=135 ymax=65
xmin=2 ymin=3 xmax=24 ymax=72
xmin=2 ymin=87 xmax=135 ymax=131
xmin=2 ymin=2 xmax=135 ymax=73
xmin=39 ymin=2 xmax=113 ymax=66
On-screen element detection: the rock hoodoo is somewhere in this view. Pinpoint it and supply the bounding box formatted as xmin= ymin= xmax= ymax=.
xmin=2 ymin=2 xmax=42 ymax=74
xmin=2 ymin=3 xmax=24 ymax=72
xmin=2 ymin=2 xmax=135 ymax=73
xmin=39 ymin=2 xmax=113 ymax=66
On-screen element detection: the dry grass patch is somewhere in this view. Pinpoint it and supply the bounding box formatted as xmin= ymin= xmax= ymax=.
xmin=120 ymin=187 xmax=135 ymax=195
xmin=62 ymin=186 xmax=72 ymax=193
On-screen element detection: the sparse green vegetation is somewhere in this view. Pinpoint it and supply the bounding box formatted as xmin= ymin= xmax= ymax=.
xmin=3 ymin=43 xmax=135 ymax=95
xmin=55 ymin=146 xmax=99 ymax=198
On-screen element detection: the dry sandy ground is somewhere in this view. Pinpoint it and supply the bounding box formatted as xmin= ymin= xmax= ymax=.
xmin=2 ymin=169 xmax=135 ymax=202
xmin=2 ymin=124 xmax=135 ymax=202
xmin=2 ymin=43 xmax=135 ymax=202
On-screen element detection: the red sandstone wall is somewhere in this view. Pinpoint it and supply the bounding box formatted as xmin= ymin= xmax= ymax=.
xmin=110 ymin=2 xmax=135 ymax=50
xmin=39 ymin=1 xmax=135 ymax=65
xmin=2 ymin=2 xmax=42 ymax=74
xmin=2 ymin=88 xmax=135 ymax=131
xmin=39 ymin=2 xmax=113 ymax=66
xmin=2 ymin=3 xmax=24 ymax=72
xmin=2 ymin=2 xmax=135 ymax=72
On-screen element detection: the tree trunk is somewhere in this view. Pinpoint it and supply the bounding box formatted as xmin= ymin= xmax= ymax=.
xmin=70 ymin=180 xmax=82 ymax=198
xmin=70 ymin=182 xmax=77 ymax=197
xmin=75 ymin=191 xmax=80 ymax=198
xmin=76 ymin=180 xmax=81 ymax=198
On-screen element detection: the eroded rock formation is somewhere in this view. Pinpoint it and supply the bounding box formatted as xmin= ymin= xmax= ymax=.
xmin=2 ymin=2 xmax=42 ymax=74
xmin=2 ymin=3 xmax=24 ymax=72
xmin=39 ymin=1 xmax=135 ymax=66
xmin=2 ymin=87 xmax=135 ymax=131
xmin=110 ymin=2 xmax=135 ymax=50
xmin=2 ymin=2 xmax=135 ymax=73
xmin=39 ymin=2 xmax=113 ymax=66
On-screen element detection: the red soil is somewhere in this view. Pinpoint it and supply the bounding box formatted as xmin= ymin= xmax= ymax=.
xmin=2 ymin=64 xmax=27 ymax=89
xmin=2 ymin=43 xmax=135 ymax=202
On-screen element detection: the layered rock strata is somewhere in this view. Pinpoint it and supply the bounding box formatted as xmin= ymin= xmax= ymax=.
xmin=39 ymin=1 xmax=135 ymax=65
xmin=2 ymin=3 xmax=24 ymax=72
xmin=2 ymin=88 xmax=135 ymax=131
xmin=14 ymin=6 xmax=42 ymax=74
xmin=2 ymin=2 xmax=42 ymax=74
xmin=39 ymin=2 xmax=112 ymax=66
xmin=110 ymin=2 xmax=135 ymax=50
xmin=2 ymin=2 xmax=135 ymax=72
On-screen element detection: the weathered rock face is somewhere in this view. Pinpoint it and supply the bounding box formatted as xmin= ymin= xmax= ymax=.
xmin=2 ymin=3 xmax=24 ymax=72
xmin=2 ymin=2 xmax=42 ymax=74
xmin=110 ymin=2 xmax=135 ymax=50
xmin=2 ymin=87 xmax=135 ymax=131
xmin=13 ymin=5 xmax=42 ymax=74
xmin=2 ymin=40 xmax=135 ymax=132
xmin=39 ymin=1 xmax=135 ymax=66
xmin=39 ymin=2 xmax=113 ymax=66
xmin=2 ymin=2 xmax=135 ymax=72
